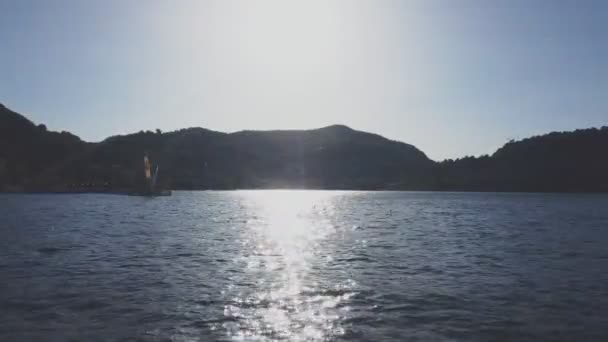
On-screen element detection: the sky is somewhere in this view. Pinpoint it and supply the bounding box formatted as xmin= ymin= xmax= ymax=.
xmin=0 ymin=0 xmax=606 ymax=160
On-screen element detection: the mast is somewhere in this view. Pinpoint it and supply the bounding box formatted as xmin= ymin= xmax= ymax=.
xmin=152 ymin=165 xmax=159 ymax=190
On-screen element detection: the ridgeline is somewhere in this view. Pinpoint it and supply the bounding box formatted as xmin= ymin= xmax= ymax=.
xmin=1 ymin=103 xmax=607 ymax=192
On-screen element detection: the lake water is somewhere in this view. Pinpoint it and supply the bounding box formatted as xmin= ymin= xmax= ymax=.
xmin=1 ymin=191 xmax=607 ymax=341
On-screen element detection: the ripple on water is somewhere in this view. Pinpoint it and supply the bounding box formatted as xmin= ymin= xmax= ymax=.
xmin=1 ymin=191 xmax=608 ymax=341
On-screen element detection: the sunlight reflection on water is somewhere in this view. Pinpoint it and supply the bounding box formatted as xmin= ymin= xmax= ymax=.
xmin=3 ymin=192 xmax=608 ymax=340
xmin=222 ymin=191 xmax=354 ymax=341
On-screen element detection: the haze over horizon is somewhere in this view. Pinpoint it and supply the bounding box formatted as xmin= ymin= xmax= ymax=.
xmin=1 ymin=0 xmax=606 ymax=160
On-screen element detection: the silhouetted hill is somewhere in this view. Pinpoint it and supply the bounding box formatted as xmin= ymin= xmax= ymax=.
xmin=0 ymin=104 xmax=87 ymax=190
xmin=59 ymin=122 xmax=435 ymax=190
xmin=1 ymin=103 xmax=607 ymax=192
xmin=438 ymin=127 xmax=608 ymax=192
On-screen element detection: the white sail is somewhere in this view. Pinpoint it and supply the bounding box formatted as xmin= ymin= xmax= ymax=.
xmin=144 ymin=156 xmax=152 ymax=179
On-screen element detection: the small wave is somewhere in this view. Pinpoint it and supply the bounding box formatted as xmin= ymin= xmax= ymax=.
xmin=368 ymin=244 xmax=399 ymax=250
xmin=2 ymin=299 xmax=54 ymax=311
xmin=224 ymin=298 xmax=273 ymax=309
xmin=416 ymin=265 xmax=445 ymax=275
xmin=336 ymin=256 xmax=374 ymax=263
xmin=175 ymin=253 xmax=196 ymax=258
xmin=36 ymin=247 xmax=64 ymax=255
xmin=300 ymin=288 xmax=356 ymax=298
xmin=36 ymin=244 xmax=83 ymax=255
xmin=68 ymin=300 xmax=111 ymax=312
xmin=561 ymin=251 xmax=581 ymax=258
xmin=194 ymin=299 xmax=219 ymax=306
xmin=188 ymin=316 xmax=239 ymax=328
xmin=117 ymin=263 xmax=154 ymax=269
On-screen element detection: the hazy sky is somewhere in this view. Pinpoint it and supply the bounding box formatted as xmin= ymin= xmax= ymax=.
xmin=1 ymin=0 xmax=606 ymax=160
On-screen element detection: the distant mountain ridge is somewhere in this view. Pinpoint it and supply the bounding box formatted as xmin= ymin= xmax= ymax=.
xmin=1 ymin=103 xmax=607 ymax=192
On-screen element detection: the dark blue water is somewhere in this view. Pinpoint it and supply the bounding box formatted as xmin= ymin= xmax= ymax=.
xmin=1 ymin=191 xmax=607 ymax=341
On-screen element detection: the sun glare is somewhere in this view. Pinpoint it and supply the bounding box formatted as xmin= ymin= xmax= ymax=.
xmin=228 ymin=1 xmax=342 ymax=72
xmin=222 ymin=190 xmax=353 ymax=341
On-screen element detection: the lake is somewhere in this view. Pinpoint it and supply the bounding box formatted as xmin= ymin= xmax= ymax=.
xmin=1 ymin=191 xmax=607 ymax=341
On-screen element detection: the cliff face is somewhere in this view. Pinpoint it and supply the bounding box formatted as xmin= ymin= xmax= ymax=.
xmin=2 ymin=103 xmax=607 ymax=192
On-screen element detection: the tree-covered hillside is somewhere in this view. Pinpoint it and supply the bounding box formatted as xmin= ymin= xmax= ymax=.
xmin=1 ymin=103 xmax=606 ymax=192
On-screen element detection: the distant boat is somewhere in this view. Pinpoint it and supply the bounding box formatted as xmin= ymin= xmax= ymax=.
xmin=129 ymin=155 xmax=172 ymax=196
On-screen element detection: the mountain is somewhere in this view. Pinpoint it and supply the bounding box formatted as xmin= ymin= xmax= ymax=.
xmin=439 ymin=127 xmax=608 ymax=192
xmin=0 ymin=104 xmax=434 ymax=191
xmin=0 ymin=104 xmax=87 ymax=190
xmin=1 ymin=103 xmax=607 ymax=192
xmin=66 ymin=125 xmax=435 ymax=190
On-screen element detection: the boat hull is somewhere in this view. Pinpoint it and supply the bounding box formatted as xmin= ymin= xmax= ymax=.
xmin=127 ymin=189 xmax=172 ymax=197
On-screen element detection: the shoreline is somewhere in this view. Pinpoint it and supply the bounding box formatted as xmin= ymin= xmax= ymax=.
xmin=2 ymin=188 xmax=608 ymax=195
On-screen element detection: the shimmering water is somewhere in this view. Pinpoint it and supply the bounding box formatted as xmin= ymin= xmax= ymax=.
xmin=1 ymin=191 xmax=608 ymax=341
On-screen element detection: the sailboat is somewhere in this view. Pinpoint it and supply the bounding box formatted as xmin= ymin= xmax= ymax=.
xmin=129 ymin=155 xmax=172 ymax=196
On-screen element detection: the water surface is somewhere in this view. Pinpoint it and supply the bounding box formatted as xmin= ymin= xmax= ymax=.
xmin=1 ymin=191 xmax=607 ymax=341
